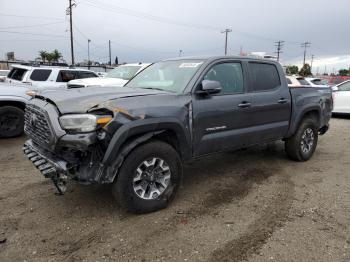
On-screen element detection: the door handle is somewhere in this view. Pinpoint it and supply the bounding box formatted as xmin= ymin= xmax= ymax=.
xmin=278 ymin=98 xmax=288 ymax=104
xmin=238 ymin=102 xmax=251 ymax=108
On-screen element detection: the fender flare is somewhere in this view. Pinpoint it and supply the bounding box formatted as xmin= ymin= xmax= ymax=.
xmin=287 ymin=105 xmax=321 ymax=137
xmin=102 ymin=117 xmax=192 ymax=167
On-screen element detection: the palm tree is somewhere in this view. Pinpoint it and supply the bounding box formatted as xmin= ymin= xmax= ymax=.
xmin=51 ymin=49 xmax=63 ymax=62
xmin=38 ymin=50 xmax=48 ymax=62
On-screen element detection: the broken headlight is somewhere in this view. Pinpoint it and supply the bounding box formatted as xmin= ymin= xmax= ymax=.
xmin=59 ymin=114 xmax=112 ymax=133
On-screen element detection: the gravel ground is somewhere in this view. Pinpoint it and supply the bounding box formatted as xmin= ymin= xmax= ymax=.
xmin=0 ymin=117 xmax=349 ymax=262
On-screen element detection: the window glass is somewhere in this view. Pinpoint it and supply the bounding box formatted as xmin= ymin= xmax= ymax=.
xmin=126 ymin=60 xmax=204 ymax=93
xmin=339 ymin=81 xmax=350 ymax=91
xmin=57 ymin=70 xmax=77 ymax=82
xmin=30 ymin=69 xmax=52 ymax=81
xmin=250 ymin=63 xmax=281 ymax=91
xmin=286 ymin=78 xmax=292 ymax=84
xmin=203 ymin=62 xmax=244 ymax=95
xmin=0 ymin=71 xmax=9 ymax=77
xmin=311 ymin=79 xmax=328 ymax=85
xmin=297 ymin=78 xmax=310 ymax=86
xmin=106 ymin=66 xmax=142 ymax=80
xmin=7 ymin=68 xmax=28 ymax=81
xmin=78 ymin=71 xmax=97 ymax=79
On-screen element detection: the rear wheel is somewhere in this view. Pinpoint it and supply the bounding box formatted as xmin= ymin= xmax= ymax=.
xmin=0 ymin=106 xmax=24 ymax=138
xmin=285 ymin=117 xmax=318 ymax=161
xmin=112 ymin=140 xmax=182 ymax=213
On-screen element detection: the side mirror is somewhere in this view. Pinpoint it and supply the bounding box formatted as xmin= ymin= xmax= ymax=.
xmin=196 ymin=80 xmax=221 ymax=95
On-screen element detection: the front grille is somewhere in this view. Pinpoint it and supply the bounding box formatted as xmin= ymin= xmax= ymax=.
xmin=67 ymin=84 xmax=85 ymax=89
xmin=24 ymin=104 xmax=53 ymax=145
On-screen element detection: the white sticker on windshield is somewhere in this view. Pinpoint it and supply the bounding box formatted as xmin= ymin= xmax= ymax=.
xmin=179 ymin=62 xmax=203 ymax=68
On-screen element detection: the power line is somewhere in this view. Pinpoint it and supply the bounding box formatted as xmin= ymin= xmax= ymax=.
xmin=0 ymin=21 xmax=65 ymax=30
xmin=301 ymin=41 xmax=311 ymax=66
xmin=221 ymin=29 xmax=232 ymax=55
xmin=0 ymin=30 xmax=68 ymax=38
xmin=274 ymin=40 xmax=284 ymax=62
xmin=0 ymin=13 xmax=64 ymax=21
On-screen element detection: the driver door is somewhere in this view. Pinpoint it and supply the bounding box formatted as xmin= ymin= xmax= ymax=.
xmin=192 ymin=61 xmax=253 ymax=156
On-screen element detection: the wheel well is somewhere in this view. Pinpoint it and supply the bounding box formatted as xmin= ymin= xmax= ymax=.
xmin=153 ymin=130 xmax=181 ymax=156
xmin=0 ymin=101 xmax=25 ymax=111
xmin=120 ymin=129 xmax=182 ymax=159
xmin=302 ymin=110 xmax=320 ymax=125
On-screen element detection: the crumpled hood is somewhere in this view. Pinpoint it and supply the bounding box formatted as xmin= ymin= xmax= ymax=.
xmin=68 ymin=77 xmax=128 ymax=87
xmin=35 ymin=86 xmax=168 ymax=114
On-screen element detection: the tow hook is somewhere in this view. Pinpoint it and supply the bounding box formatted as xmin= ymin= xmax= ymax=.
xmin=52 ymin=173 xmax=68 ymax=195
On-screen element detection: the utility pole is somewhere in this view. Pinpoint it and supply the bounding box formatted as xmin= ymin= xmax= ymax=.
xmin=67 ymin=0 xmax=76 ymax=65
xmin=274 ymin=40 xmax=284 ymax=62
xmin=301 ymin=41 xmax=311 ymax=66
xmin=108 ymin=40 xmax=112 ymax=65
xmin=179 ymin=50 xmax=183 ymax=57
xmin=87 ymin=39 xmax=91 ymax=69
xmin=310 ymin=54 xmax=315 ymax=73
xmin=221 ymin=29 xmax=232 ymax=55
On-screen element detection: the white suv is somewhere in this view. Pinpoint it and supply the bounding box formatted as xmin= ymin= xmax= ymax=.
xmin=6 ymin=65 xmax=98 ymax=89
xmin=67 ymin=63 xmax=150 ymax=88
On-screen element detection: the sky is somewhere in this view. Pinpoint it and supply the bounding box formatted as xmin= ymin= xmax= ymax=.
xmin=0 ymin=0 xmax=349 ymax=73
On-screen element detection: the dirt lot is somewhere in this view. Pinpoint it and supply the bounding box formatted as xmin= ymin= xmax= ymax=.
xmin=0 ymin=118 xmax=349 ymax=262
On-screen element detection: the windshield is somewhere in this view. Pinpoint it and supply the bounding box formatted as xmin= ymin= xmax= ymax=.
xmin=0 ymin=71 xmax=9 ymax=77
xmin=106 ymin=66 xmax=142 ymax=80
xmin=125 ymin=60 xmax=204 ymax=93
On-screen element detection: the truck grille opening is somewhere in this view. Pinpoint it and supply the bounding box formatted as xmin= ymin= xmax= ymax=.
xmin=24 ymin=104 xmax=53 ymax=146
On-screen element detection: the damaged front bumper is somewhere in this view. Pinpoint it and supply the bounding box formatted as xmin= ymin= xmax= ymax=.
xmin=23 ymin=140 xmax=69 ymax=194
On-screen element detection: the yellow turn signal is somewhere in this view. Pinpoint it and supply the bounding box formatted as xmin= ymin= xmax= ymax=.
xmin=96 ymin=117 xmax=112 ymax=125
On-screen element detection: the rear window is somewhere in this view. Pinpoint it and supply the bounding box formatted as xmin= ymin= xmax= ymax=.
xmin=297 ymin=78 xmax=310 ymax=86
xmin=30 ymin=69 xmax=52 ymax=81
xmin=311 ymin=79 xmax=328 ymax=86
xmin=8 ymin=68 xmax=28 ymax=81
xmin=250 ymin=63 xmax=281 ymax=91
xmin=56 ymin=70 xmax=78 ymax=82
xmin=77 ymin=71 xmax=97 ymax=79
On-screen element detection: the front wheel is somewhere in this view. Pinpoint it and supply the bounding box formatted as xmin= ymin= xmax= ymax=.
xmin=0 ymin=106 xmax=24 ymax=138
xmin=112 ymin=140 xmax=182 ymax=213
xmin=285 ymin=117 xmax=319 ymax=161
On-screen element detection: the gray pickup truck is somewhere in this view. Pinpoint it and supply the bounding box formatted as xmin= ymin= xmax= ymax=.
xmin=23 ymin=56 xmax=332 ymax=213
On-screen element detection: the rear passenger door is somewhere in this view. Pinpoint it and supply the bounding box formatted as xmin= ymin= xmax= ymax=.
xmin=192 ymin=61 xmax=253 ymax=156
xmin=247 ymin=62 xmax=291 ymax=143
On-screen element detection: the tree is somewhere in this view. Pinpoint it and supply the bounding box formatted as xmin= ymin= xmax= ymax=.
xmin=38 ymin=50 xmax=49 ymax=62
xmin=286 ymin=65 xmax=299 ymax=75
xmin=51 ymin=49 xmax=63 ymax=62
xmin=299 ymin=63 xmax=312 ymax=77
xmin=38 ymin=49 xmax=63 ymax=63
xmin=338 ymin=69 xmax=349 ymax=76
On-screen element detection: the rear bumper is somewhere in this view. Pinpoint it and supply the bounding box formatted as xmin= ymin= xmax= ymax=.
xmin=23 ymin=140 xmax=68 ymax=178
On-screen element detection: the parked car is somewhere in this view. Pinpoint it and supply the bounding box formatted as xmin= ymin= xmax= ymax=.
xmin=0 ymin=70 xmax=10 ymax=82
xmin=332 ymin=80 xmax=350 ymax=114
xmin=6 ymin=65 xmax=98 ymax=89
xmin=23 ymin=56 xmax=332 ymax=213
xmin=0 ymin=82 xmax=31 ymax=137
xmin=67 ymin=63 xmax=150 ymax=88
xmin=286 ymin=76 xmax=310 ymax=87
xmin=305 ymin=77 xmax=330 ymax=88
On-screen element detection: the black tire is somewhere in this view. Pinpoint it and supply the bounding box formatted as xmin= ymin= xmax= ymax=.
xmin=285 ymin=117 xmax=319 ymax=161
xmin=112 ymin=140 xmax=182 ymax=214
xmin=0 ymin=106 xmax=24 ymax=138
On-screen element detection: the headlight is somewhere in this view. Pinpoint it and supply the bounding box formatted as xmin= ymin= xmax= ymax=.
xmin=59 ymin=114 xmax=98 ymax=132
